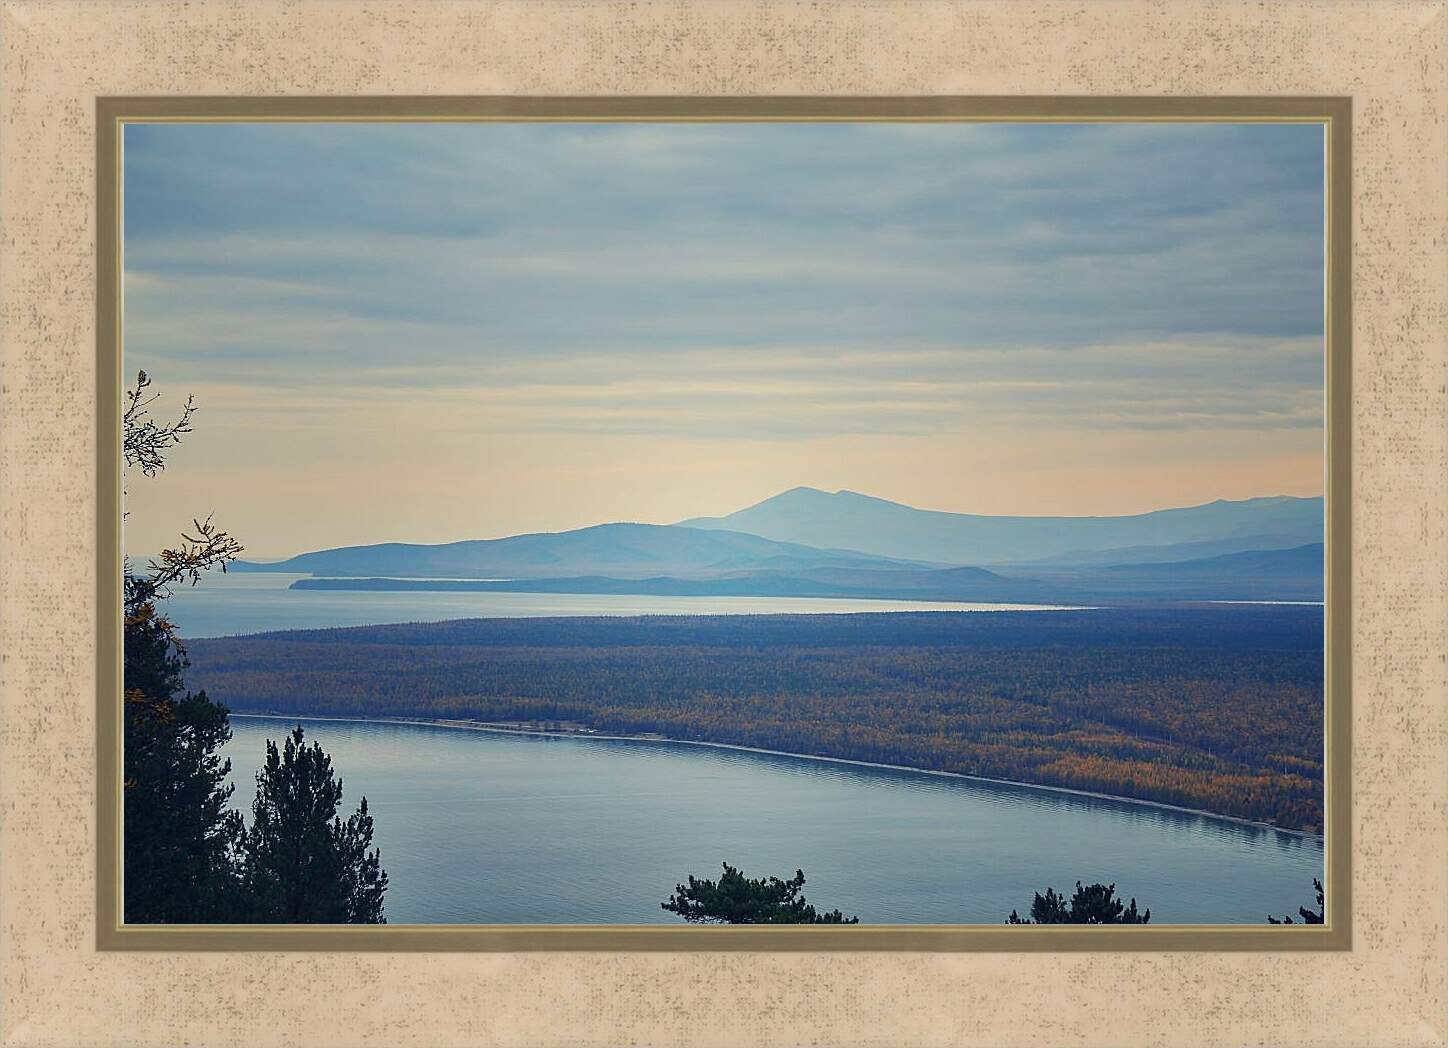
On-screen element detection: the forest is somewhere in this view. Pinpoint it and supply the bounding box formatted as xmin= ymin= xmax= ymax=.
xmin=185 ymin=605 xmax=1325 ymax=833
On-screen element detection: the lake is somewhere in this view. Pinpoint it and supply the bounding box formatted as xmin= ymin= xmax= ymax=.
xmin=164 ymin=571 xmax=1086 ymax=638
xmin=223 ymin=715 xmax=1323 ymax=925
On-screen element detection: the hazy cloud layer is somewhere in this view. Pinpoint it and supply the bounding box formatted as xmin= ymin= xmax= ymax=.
xmin=122 ymin=122 xmax=1325 ymax=554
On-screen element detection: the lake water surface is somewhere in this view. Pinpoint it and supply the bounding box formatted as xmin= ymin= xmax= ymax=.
xmin=223 ymin=715 xmax=1323 ymax=925
xmin=167 ymin=571 xmax=1084 ymax=638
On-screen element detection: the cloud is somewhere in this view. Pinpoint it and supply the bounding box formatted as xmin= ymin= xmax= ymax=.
xmin=119 ymin=121 xmax=1326 ymax=550
xmin=124 ymin=123 xmax=1324 ymax=360
xmin=154 ymin=331 xmax=1322 ymax=442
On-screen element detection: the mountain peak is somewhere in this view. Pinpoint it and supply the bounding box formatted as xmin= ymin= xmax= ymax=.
xmin=678 ymin=487 xmax=1323 ymax=566
xmin=754 ymin=486 xmax=907 ymax=510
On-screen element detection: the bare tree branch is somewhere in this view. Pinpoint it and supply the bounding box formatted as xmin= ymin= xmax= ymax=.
xmin=121 ymin=371 xmax=243 ymax=610
xmin=126 ymin=515 xmax=244 ymax=610
xmin=123 ymin=370 xmax=196 ymax=479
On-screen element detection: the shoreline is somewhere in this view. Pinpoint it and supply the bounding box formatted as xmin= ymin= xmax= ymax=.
xmin=230 ymin=711 xmax=1324 ymax=843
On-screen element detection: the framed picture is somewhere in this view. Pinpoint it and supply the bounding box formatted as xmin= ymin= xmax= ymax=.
xmin=4 ymin=4 xmax=1445 ymax=1047
xmin=96 ymin=95 xmax=1349 ymax=953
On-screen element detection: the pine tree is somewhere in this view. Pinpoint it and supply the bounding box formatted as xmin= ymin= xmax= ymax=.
xmin=1267 ymin=878 xmax=1325 ymax=924
xmin=122 ymin=370 xmax=386 ymax=924
xmin=661 ymin=862 xmax=858 ymax=924
xmin=241 ymin=727 xmax=388 ymax=923
xmin=1007 ymin=881 xmax=1151 ymax=924
xmin=122 ymin=600 xmax=245 ymax=922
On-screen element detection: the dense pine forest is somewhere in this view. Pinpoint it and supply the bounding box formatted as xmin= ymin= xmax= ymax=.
xmin=186 ymin=605 xmax=1325 ymax=833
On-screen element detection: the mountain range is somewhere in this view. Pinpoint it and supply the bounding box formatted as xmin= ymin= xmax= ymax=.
xmin=234 ymin=488 xmax=1325 ymax=603
xmin=678 ymin=487 xmax=1323 ymax=566
xmin=234 ymin=521 xmax=927 ymax=580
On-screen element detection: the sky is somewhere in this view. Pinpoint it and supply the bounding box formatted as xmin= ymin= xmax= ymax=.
xmin=123 ymin=121 xmax=1325 ymax=559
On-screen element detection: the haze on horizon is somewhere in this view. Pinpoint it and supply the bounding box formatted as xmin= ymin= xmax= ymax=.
xmin=122 ymin=122 xmax=1325 ymax=560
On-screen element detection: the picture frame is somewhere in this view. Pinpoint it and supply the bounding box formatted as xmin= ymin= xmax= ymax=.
xmin=94 ymin=93 xmax=1353 ymax=954
xmin=4 ymin=3 xmax=1444 ymax=1046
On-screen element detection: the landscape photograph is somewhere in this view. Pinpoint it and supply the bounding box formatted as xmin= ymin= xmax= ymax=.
xmin=120 ymin=118 xmax=1328 ymax=927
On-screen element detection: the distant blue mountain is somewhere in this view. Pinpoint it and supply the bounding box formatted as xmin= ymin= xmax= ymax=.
xmin=1012 ymin=532 xmax=1320 ymax=568
xmin=290 ymin=543 xmax=1324 ymax=604
xmin=678 ymin=487 xmax=1323 ymax=566
xmin=232 ymin=522 xmax=923 ymax=579
xmin=1095 ymin=542 xmax=1324 ymax=582
xmin=236 ymin=488 xmax=1324 ymax=601
xmin=289 ymin=565 xmax=1009 ymax=599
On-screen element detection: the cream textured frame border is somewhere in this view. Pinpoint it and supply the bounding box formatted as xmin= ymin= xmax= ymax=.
xmin=93 ymin=94 xmax=1353 ymax=954
xmin=4 ymin=3 xmax=1446 ymax=1046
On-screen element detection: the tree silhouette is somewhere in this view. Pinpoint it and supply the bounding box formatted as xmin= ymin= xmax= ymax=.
xmin=241 ymin=727 xmax=388 ymax=923
xmin=1007 ymin=881 xmax=1151 ymax=924
xmin=121 ymin=371 xmax=247 ymax=921
xmin=122 ymin=371 xmax=385 ymax=923
xmin=1267 ymin=878 xmax=1325 ymax=924
xmin=662 ymin=862 xmax=858 ymax=924
xmin=123 ymin=599 xmax=246 ymax=921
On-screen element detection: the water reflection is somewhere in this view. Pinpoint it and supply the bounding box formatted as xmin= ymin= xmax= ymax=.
xmin=223 ymin=715 xmax=1323 ymax=925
